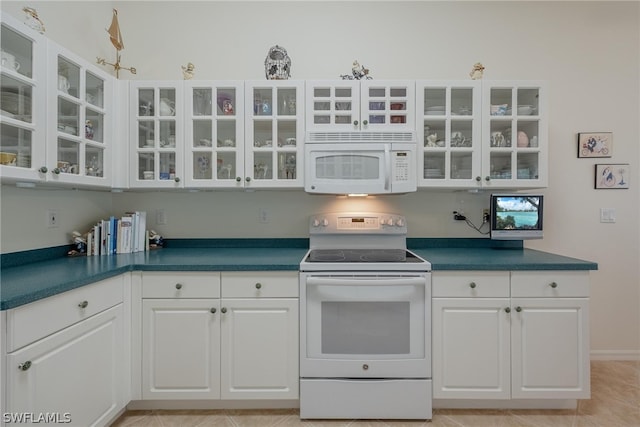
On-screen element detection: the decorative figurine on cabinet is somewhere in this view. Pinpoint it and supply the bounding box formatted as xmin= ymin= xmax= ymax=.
xmin=341 ymin=60 xmax=372 ymax=80
xmin=148 ymin=230 xmax=164 ymax=249
xmin=22 ymin=7 xmax=45 ymax=33
xmin=469 ymin=62 xmax=485 ymax=80
xmin=264 ymin=45 xmax=291 ymax=80
xmin=181 ymin=62 xmax=195 ymax=80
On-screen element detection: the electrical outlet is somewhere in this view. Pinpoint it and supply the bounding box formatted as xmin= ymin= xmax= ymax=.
xmin=47 ymin=209 xmax=59 ymax=228
xmin=156 ymin=209 xmax=167 ymax=225
xmin=259 ymin=208 xmax=269 ymax=223
xmin=483 ymin=209 xmax=490 ymax=223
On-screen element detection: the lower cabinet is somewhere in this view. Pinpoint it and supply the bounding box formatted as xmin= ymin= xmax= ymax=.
xmin=432 ymin=270 xmax=590 ymax=402
xmin=140 ymin=271 xmax=299 ymax=401
xmin=4 ymin=277 xmax=127 ymax=427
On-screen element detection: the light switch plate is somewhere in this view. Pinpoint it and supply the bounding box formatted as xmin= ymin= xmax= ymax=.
xmin=600 ymin=208 xmax=616 ymax=223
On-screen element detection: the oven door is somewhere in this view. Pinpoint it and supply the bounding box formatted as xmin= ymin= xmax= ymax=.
xmin=300 ymin=272 xmax=430 ymax=378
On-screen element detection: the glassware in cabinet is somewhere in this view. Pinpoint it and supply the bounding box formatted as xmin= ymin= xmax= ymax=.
xmin=184 ymin=81 xmax=244 ymax=188
xmin=483 ymin=82 xmax=546 ymax=188
xmin=417 ymin=80 xmax=481 ymax=188
xmin=48 ymin=42 xmax=112 ymax=186
xmin=130 ymin=81 xmax=183 ymax=188
xmin=245 ymin=80 xmax=303 ymax=188
xmin=0 ymin=14 xmax=46 ymax=182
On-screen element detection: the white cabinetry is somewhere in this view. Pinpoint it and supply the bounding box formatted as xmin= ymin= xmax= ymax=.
xmin=46 ymin=40 xmax=113 ymax=187
xmin=0 ymin=14 xmax=49 ymax=182
xmin=416 ymin=80 xmax=482 ymax=187
xmin=305 ymin=80 xmax=414 ymax=133
xmin=244 ymin=81 xmax=304 ymax=188
xmin=481 ymin=81 xmax=548 ymax=188
xmin=432 ymin=270 xmax=589 ymax=404
xmin=184 ymin=81 xmax=244 ymax=188
xmin=140 ymin=271 xmax=299 ymax=401
xmin=129 ymin=81 xmax=184 ymax=188
xmin=220 ymin=272 xmax=299 ymax=400
xmin=4 ymin=276 xmax=126 ymax=427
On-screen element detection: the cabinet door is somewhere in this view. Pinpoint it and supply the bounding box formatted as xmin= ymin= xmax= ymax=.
xmin=46 ymin=41 xmax=113 ymax=188
xmin=510 ymin=298 xmax=590 ymax=399
xmin=244 ymin=80 xmax=304 ymax=188
xmin=360 ymin=80 xmax=415 ymax=132
xmin=6 ymin=305 xmax=125 ymax=427
xmin=130 ymin=81 xmax=184 ymax=188
xmin=481 ymin=81 xmax=547 ymax=188
xmin=184 ymin=81 xmax=245 ymax=188
xmin=0 ymin=14 xmax=47 ymax=183
xmin=142 ymin=299 xmax=220 ymax=399
xmin=416 ymin=80 xmax=482 ymax=188
xmin=432 ymin=298 xmax=510 ymax=399
xmin=305 ymin=80 xmax=360 ymax=132
xmin=220 ymin=298 xmax=298 ymax=399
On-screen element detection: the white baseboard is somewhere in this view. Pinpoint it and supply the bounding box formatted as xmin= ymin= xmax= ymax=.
xmin=590 ymin=350 xmax=640 ymax=361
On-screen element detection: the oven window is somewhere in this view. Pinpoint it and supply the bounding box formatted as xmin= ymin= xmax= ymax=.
xmin=321 ymin=301 xmax=410 ymax=354
xmin=314 ymin=154 xmax=380 ymax=180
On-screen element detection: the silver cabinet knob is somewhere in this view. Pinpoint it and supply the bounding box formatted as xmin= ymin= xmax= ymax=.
xmin=175 ymin=283 xmax=182 ymax=290
xmin=475 ymin=176 xmax=481 ymax=182
xmin=39 ymin=166 xmax=48 ymax=173
xmin=362 ymin=364 xmax=369 ymax=370
xmin=52 ymin=168 xmax=61 ymax=175
xmin=469 ymin=282 xmax=477 ymax=289
xmin=236 ymin=177 xmax=242 ymax=182
xmin=505 ymin=307 xmax=511 ymax=313
xmin=353 ymin=120 xmax=359 ymax=126
xmin=245 ymin=177 xmax=251 ymax=182
xmin=255 ymin=283 xmax=262 ymax=289
xmin=78 ymin=300 xmax=88 ymax=309
xmin=485 ymin=176 xmax=491 ymax=181
xmin=18 ymin=361 xmax=32 ymax=371
xmin=210 ymin=307 xmax=217 ymax=314
xmin=550 ymin=282 xmax=558 ymax=288
xmin=174 ymin=177 xmax=180 ymax=183
xmin=515 ymin=306 xmax=522 ymax=312
xmin=362 ymin=120 xmax=368 ymax=125
xmin=221 ymin=307 xmax=227 ymax=314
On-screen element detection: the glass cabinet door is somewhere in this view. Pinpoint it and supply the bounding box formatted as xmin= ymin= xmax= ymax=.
xmin=482 ymin=81 xmax=547 ymax=188
xmin=47 ymin=43 xmax=112 ymax=186
xmin=184 ymin=81 xmax=244 ymax=188
xmin=305 ymin=80 xmax=360 ymax=132
xmin=130 ymin=82 xmax=183 ymax=188
xmin=244 ymin=80 xmax=304 ymax=188
xmin=416 ymin=80 xmax=481 ymax=188
xmin=360 ymin=80 xmax=415 ymax=132
xmin=0 ymin=14 xmax=46 ymax=182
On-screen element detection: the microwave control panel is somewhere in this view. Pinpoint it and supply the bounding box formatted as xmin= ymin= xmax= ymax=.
xmin=392 ymin=151 xmax=410 ymax=181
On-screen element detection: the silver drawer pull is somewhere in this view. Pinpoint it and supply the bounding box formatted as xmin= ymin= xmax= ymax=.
xmin=78 ymin=300 xmax=88 ymax=309
xmin=18 ymin=361 xmax=32 ymax=371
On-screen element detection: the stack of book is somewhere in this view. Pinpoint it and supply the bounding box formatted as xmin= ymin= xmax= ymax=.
xmin=86 ymin=211 xmax=147 ymax=256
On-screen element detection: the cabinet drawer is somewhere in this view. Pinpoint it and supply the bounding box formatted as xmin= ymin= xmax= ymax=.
xmin=6 ymin=275 xmax=124 ymax=352
xmin=142 ymin=272 xmax=221 ymax=298
xmin=511 ymin=271 xmax=590 ymax=298
xmin=432 ymin=271 xmax=510 ymax=298
xmin=221 ymin=271 xmax=298 ymax=298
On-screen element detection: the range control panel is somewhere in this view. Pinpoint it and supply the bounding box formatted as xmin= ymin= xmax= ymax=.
xmin=310 ymin=213 xmax=407 ymax=234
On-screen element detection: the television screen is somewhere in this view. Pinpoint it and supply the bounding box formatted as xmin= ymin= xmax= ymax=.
xmin=490 ymin=194 xmax=543 ymax=240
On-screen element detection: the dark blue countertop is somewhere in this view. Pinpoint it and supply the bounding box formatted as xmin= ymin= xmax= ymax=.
xmin=0 ymin=239 xmax=597 ymax=310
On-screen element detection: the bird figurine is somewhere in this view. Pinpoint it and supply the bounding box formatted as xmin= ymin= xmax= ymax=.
xmin=469 ymin=62 xmax=485 ymax=80
xmin=181 ymin=62 xmax=195 ymax=80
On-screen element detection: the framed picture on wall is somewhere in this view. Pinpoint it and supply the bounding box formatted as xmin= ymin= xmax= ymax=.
xmin=578 ymin=132 xmax=613 ymax=158
xmin=595 ymin=164 xmax=629 ymax=189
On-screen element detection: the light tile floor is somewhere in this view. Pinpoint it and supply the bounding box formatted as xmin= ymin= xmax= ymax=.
xmin=111 ymin=361 xmax=639 ymax=427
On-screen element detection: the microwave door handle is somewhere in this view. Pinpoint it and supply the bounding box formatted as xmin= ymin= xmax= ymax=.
xmin=306 ymin=277 xmax=425 ymax=287
xmin=384 ymin=145 xmax=391 ymax=190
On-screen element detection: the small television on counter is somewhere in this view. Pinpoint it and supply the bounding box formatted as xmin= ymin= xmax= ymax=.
xmin=490 ymin=194 xmax=544 ymax=240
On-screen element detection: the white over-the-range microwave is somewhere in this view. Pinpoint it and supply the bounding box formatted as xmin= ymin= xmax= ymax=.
xmin=304 ymin=132 xmax=417 ymax=195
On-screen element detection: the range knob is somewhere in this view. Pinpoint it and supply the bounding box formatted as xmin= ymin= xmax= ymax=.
xmin=395 ymin=218 xmax=405 ymax=227
xmin=321 ymin=218 xmax=329 ymax=226
xmin=312 ymin=218 xmax=321 ymax=227
xmin=312 ymin=218 xmax=329 ymax=227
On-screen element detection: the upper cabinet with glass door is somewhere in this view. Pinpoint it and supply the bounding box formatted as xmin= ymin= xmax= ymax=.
xmin=481 ymin=81 xmax=547 ymax=188
xmin=0 ymin=13 xmax=47 ymax=183
xmin=184 ymin=81 xmax=244 ymax=188
xmin=305 ymin=80 xmax=414 ymax=133
xmin=416 ymin=80 xmax=482 ymax=188
xmin=244 ymin=80 xmax=304 ymax=188
xmin=46 ymin=41 xmax=113 ymax=187
xmin=129 ymin=81 xmax=183 ymax=188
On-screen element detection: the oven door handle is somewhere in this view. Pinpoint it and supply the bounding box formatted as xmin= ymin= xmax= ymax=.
xmin=306 ymin=277 xmax=425 ymax=287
